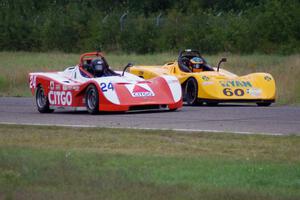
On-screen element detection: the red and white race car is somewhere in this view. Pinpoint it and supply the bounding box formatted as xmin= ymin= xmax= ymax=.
xmin=29 ymin=52 xmax=182 ymax=114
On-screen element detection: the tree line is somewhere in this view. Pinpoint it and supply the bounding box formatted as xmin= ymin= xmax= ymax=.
xmin=0 ymin=0 xmax=299 ymax=54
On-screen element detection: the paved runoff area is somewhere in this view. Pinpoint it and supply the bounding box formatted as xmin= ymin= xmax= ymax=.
xmin=0 ymin=97 xmax=299 ymax=135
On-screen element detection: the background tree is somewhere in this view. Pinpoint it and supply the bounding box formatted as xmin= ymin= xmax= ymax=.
xmin=0 ymin=0 xmax=299 ymax=54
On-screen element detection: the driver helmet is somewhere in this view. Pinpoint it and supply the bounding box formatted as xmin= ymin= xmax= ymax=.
xmin=91 ymin=58 xmax=105 ymax=77
xmin=189 ymin=57 xmax=204 ymax=72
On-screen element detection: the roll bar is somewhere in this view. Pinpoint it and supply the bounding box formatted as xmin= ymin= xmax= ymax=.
xmin=79 ymin=51 xmax=105 ymax=67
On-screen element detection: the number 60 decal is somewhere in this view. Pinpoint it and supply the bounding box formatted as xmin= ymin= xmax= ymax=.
xmin=223 ymin=88 xmax=244 ymax=96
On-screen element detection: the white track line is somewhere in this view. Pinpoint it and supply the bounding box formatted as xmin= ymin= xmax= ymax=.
xmin=0 ymin=121 xmax=289 ymax=136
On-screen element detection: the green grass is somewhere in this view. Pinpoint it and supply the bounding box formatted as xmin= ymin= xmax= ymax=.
xmin=0 ymin=124 xmax=300 ymax=200
xmin=0 ymin=52 xmax=299 ymax=104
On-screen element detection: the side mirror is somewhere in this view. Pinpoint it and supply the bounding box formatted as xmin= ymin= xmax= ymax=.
xmin=217 ymin=57 xmax=227 ymax=72
xmin=221 ymin=58 xmax=227 ymax=62
xmin=122 ymin=62 xmax=133 ymax=76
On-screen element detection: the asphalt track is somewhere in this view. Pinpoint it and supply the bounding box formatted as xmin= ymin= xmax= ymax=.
xmin=0 ymin=97 xmax=299 ymax=135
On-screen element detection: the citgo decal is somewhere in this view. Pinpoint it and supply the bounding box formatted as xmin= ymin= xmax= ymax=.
xmin=219 ymin=80 xmax=252 ymax=87
xmin=48 ymin=91 xmax=72 ymax=105
xmin=126 ymin=84 xmax=155 ymax=97
xmin=132 ymin=85 xmax=154 ymax=97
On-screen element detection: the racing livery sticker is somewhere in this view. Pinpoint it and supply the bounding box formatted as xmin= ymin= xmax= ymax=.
xmin=264 ymin=76 xmax=272 ymax=81
xmin=48 ymin=91 xmax=72 ymax=106
xmin=223 ymin=88 xmax=245 ymax=96
xmin=246 ymin=88 xmax=262 ymax=97
xmin=219 ymin=80 xmax=252 ymax=87
xmin=29 ymin=75 xmax=37 ymax=88
xmin=202 ymin=76 xmax=209 ymax=81
xmin=50 ymin=81 xmax=54 ymax=90
xmin=55 ymin=84 xmax=61 ymax=90
xmin=126 ymin=84 xmax=155 ymax=97
xmin=202 ymin=81 xmax=214 ymax=86
xmin=138 ymin=71 xmax=144 ymax=76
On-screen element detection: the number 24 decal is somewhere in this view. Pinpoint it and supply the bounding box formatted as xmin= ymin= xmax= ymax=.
xmin=223 ymin=88 xmax=244 ymax=96
xmin=29 ymin=75 xmax=37 ymax=88
xmin=100 ymin=82 xmax=114 ymax=92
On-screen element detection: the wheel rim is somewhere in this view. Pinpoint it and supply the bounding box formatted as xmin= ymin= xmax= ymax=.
xmin=87 ymin=88 xmax=97 ymax=110
xmin=37 ymin=88 xmax=47 ymax=108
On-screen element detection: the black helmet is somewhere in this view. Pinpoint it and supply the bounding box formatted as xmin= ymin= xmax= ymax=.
xmin=91 ymin=58 xmax=105 ymax=77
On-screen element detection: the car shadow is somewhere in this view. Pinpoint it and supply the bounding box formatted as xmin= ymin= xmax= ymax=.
xmin=48 ymin=103 xmax=268 ymax=115
xmin=183 ymin=103 xmax=258 ymax=107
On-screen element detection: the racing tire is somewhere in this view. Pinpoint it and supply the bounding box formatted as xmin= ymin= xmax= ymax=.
xmin=86 ymin=84 xmax=99 ymax=114
xmin=256 ymin=102 xmax=272 ymax=107
xmin=185 ymin=77 xmax=199 ymax=106
xmin=36 ymin=85 xmax=54 ymax=113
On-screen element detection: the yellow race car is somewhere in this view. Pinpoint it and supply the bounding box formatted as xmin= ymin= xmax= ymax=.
xmin=129 ymin=49 xmax=276 ymax=106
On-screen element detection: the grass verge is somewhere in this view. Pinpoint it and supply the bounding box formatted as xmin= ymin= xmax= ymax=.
xmin=0 ymin=124 xmax=300 ymax=200
xmin=0 ymin=52 xmax=299 ymax=104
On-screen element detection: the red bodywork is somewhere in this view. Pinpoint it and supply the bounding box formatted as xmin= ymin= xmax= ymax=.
xmin=29 ymin=52 xmax=182 ymax=112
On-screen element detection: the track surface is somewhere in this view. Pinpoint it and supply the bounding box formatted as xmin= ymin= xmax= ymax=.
xmin=0 ymin=97 xmax=299 ymax=135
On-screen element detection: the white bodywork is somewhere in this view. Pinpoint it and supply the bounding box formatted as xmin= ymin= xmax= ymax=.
xmin=30 ymin=66 xmax=182 ymax=105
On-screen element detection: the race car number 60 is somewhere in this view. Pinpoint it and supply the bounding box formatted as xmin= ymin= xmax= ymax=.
xmin=223 ymin=88 xmax=244 ymax=96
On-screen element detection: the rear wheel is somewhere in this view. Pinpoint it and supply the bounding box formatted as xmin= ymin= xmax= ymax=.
xmin=185 ymin=77 xmax=199 ymax=106
xmin=86 ymin=84 xmax=99 ymax=114
xmin=36 ymin=85 xmax=53 ymax=113
xmin=257 ymin=102 xmax=272 ymax=107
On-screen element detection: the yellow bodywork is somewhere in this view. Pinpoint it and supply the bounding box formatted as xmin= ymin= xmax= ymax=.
xmin=130 ymin=61 xmax=276 ymax=102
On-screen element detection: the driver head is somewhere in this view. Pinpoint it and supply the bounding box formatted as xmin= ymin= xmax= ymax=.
xmin=190 ymin=57 xmax=204 ymax=72
xmin=91 ymin=58 xmax=105 ymax=77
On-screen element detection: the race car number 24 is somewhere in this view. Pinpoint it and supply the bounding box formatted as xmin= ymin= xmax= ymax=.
xmin=29 ymin=75 xmax=37 ymax=88
xmin=223 ymin=88 xmax=244 ymax=96
xmin=100 ymin=82 xmax=114 ymax=92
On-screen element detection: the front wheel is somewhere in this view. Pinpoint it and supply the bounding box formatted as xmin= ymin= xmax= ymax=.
xmin=185 ymin=78 xmax=199 ymax=106
xmin=86 ymin=84 xmax=99 ymax=114
xmin=36 ymin=85 xmax=54 ymax=113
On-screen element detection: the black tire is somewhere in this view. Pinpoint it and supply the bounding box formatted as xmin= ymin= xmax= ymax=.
xmin=185 ymin=77 xmax=199 ymax=105
xmin=36 ymin=85 xmax=54 ymax=113
xmin=85 ymin=84 xmax=99 ymax=114
xmin=256 ymin=102 xmax=272 ymax=107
